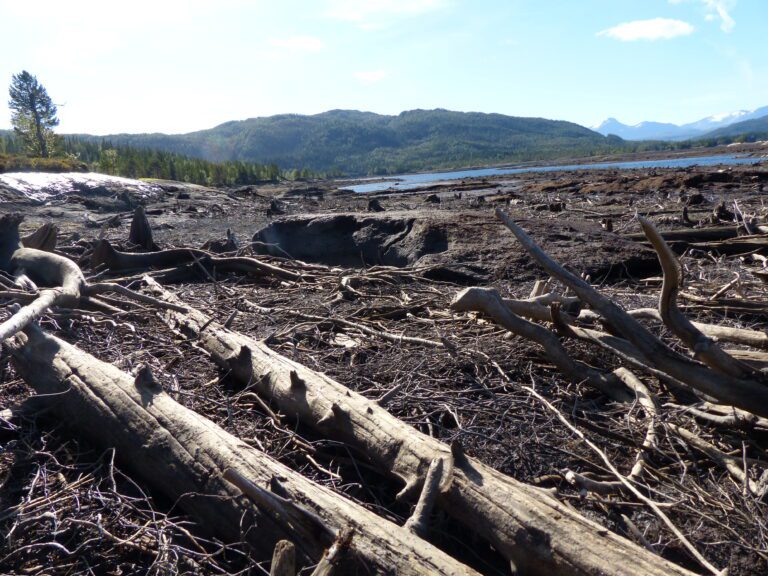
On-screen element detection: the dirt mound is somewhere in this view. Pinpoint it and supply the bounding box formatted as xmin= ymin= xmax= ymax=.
xmin=253 ymin=213 xmax=448 ymax=268
xmin=252 ymin=210 xmax=659 ymax=282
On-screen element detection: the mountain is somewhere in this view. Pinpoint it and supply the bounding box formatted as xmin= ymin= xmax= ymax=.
xmin=702 ymin=115 xmax=768 ymax=139
xmin=594 ymin=105 xmax=768 ymax=141
xmin=71 ymin=109 xmax=614 ymax=176
xmin=593 ymin=118 xmax=683 ymax=140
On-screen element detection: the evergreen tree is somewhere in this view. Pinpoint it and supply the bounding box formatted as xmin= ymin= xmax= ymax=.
xmin=8 ymin=70 xmax=60 ymax=158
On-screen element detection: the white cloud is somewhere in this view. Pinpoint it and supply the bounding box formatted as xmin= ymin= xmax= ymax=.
xmin=325 ymin=0 xmax=446 ymax=27
xmin=668 ymin=0 xmax=736 ymax=33
xmin=354 ymin=70 xmax=388 ymax=85
xmin=269 ymin=36 xmax=326 ymax=53
xmin=703 ymin=0 xmax=735 ymax=32
xmin=597 ymin=18 xmax=694 ymax=41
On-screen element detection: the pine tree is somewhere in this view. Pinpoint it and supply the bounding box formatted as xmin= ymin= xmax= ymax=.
xmin=8 ymin=70 xmax=60 ymax=158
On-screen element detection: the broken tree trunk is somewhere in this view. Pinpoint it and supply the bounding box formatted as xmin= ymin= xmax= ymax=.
xmin=128 ymin=205 xmax=160 ymax=251
xmin=145 ymin=278 xmax=696 ymax=576
xmin=7 ymin=327 xmax=480 ymax=575
xmin=21 ymin=222 xmax=58 ymax=252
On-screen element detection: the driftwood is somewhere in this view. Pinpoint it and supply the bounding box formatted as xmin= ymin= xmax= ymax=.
xmin=495 ymin=208 xmax=768 ymax=418
xmin=90 ymin=238 xmax=304 ymax=282
xmin=269 ymin=540 xmax=296 ymax=576
xmin=7 ymin=326 xmax=480 ymax=575
xmin=0 ymin=222 xmax=185 ymax=343
xmin=145 ymin=277 xmax=696 ymax=576
xmin=624 ymin=225 xmax=739 ymax=243
xmin=690 ymin=234 xmax=768 ymax=255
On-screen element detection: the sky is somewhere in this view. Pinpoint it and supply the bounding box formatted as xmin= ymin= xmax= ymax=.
xmin=0 ymin=0 xmax=765 ymax=135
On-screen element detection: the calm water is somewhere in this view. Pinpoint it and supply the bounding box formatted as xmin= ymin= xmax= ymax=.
xmin=344 ymin=153 xmax=764 ymax=193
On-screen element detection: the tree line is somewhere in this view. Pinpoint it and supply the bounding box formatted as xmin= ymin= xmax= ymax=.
xmin=1 ymin=132 xmax=317 ymax=185
xmin=4 ymin=70 xmax=317 ymax=185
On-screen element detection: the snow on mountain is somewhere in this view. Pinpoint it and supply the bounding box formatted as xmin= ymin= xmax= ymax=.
xmin=593 ymin=105 xmax=768 ymax=141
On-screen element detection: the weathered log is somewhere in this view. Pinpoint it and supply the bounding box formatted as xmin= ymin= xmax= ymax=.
xmin=0 ymin=245 xmax=87 ymax=341
xmin=145 ymin=278 xmax=696 ymax=576
xmin=624 ymin=225 xmax=738 ymax=243
xmin=91 ymin=239 xmax=303 ymax=282
xmin=90 ymin=239 xmax=210 ymax=270
xmin=690 ymin=234 xmax=768 ymax=255
xmin=578 ymin=307 xmax=768 ymax=349
xmin=451 ymin=287 xmax=633 ymax=402
xmin=638 ymin=216 xmax=757 ymax=379
xmin=7 ymin=327 xmax=480 ymax=575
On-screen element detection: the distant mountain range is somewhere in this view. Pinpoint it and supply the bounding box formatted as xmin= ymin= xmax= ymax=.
xmin=4 ymin=106 xmax=768 ymax=177
xmin=69 ymin=109 xmax=615 ymax=175
xmin=593 ymin=105 xmax=768 ymax=141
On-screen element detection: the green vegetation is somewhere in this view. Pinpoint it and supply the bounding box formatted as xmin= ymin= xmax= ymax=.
xmin=3 ymin=107 xmax=765 ymax=184
xmin=79 ymin=109 xmax=768 ymax=177
xmin=74 ymin=109 xmax=624 ymax=176
xmin=0 ymin=153 xmax=87 ymax=173
xmin=0 ymin=133 xmax=314 ymax=186
xmin=60 ymin=138 xmax=291 ymax=185
xmin=698 ymin=116 xmax=768 ymax=141
xmin=8 ymin=71 xmax=60 ymax=158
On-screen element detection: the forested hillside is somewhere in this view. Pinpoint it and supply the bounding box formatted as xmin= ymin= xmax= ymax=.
xmin=0 ymin=131 xmax=296 ymax=186
xmin=702 ymin=115 xmax=768 ymax=140
xmin=5 ymin=108 xmax=765 ymax=180
xmin=72 ymin=109 xmax=619 ymax=175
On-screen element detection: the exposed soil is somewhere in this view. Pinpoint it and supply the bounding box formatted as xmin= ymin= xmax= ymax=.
xmin=3 ymin=158 xmax=768 ymax=575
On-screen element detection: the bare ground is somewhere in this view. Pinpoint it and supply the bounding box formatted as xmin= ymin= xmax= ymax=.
xmin=2 ymin=160 xmax=768 ymax=574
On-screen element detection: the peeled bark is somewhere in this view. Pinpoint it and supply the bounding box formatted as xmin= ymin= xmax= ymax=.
xmin=7 ymin=327 xmax=479 ymax=576
xmin=145 ymin=278 xmax=696 ymax=576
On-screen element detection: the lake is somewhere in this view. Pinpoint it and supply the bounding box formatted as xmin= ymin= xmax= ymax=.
xmin=343 ymin=153 xmax=764 ymax=193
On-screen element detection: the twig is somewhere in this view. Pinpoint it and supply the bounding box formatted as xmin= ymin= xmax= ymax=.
xmin=523 ymin=384 xmax=723 ymax=576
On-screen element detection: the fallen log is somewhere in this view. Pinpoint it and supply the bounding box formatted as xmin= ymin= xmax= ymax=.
xmin=624 ymin=225 xmax=738 ymax=243
xmin=90 ymin=238 xmax=304 ymax=282
xmin=7 ymin=326 xmax=480 ymax=575
xmin=145 ymin=278 xmax=696 ymax=576
xmin=690 ymin=234 xmax=768 ymax=255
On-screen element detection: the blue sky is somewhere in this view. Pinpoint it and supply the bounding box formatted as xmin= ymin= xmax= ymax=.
xmin=1 ymin=0 xmax=764 ymax=135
